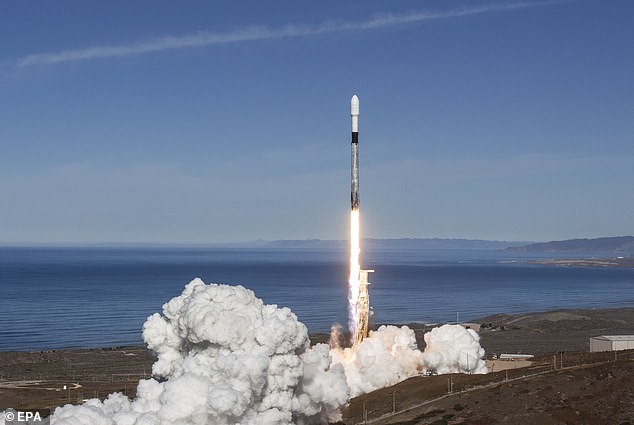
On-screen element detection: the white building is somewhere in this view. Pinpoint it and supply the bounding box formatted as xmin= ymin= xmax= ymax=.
xmin=589 ymin=335 xmax=634 ymax=352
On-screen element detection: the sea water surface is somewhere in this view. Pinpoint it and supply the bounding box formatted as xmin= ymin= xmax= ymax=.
xmin=1 ymin=247 xmax=633 ymax=351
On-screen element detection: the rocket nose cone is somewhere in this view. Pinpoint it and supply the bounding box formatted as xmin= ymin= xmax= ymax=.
xmin=351 ymin=95 xmax=359 ymax=116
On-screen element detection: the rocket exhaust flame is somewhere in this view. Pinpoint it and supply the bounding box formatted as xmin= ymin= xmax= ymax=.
xmin=349 ymin=210 xmax=360 ymax=336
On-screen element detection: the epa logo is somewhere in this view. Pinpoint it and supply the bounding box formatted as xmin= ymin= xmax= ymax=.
xmin=3 ymin=409 xmax=50 ymax=425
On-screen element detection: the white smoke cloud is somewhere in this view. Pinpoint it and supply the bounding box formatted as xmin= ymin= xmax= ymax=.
xmin=44 ymin=279 xmax=350 ymax=425
xmin=422 ymin=324 xmax=488 ymax=375
xmin=0 ymin=279 xmax=487 ymax=425
xmin=331 ymin=325 xmax=424 ymax=397
xmin=330 ymin=324 xmax=487 ymax=397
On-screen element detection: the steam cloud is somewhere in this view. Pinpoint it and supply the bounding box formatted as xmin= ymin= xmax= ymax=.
xmin=0 ymin=278 xmax=487 ymax=425
xmin=331 ymin=325 xmax=423 ymax=396
xmin=331 ymin=324 xmax=486 ymax=397
xmin=422 ymin=324 xmax=488 ymax=375
xmin=47 ymin=279 xmax=350 ymax=425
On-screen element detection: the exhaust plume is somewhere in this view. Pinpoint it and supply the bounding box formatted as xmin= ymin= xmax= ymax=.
xmin=422 ymin=324 xmax=488 ymax=374
xmin=43 ymin=279 xmax=350 ymax=425
xmin=348 ymin=209 xmax=361 ymax=337
xmin=0 ymin=280 xmax=487 ymax=425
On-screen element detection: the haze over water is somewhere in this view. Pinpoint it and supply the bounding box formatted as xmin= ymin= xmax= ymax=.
xmin=1 ymin=247 xmax=633 ymax=351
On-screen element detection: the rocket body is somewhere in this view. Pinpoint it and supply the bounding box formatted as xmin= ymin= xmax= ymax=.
xmin=351 ymin=95 xmax=360 ymax=211
xmin=349 ymin=94 xmax=372 ymax=346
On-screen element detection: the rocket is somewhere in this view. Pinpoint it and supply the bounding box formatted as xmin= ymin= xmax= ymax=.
xmin=351 ymin=95 xmax=360 ymax=211
xmin=349 ymin=94 xmax=373 ymax=346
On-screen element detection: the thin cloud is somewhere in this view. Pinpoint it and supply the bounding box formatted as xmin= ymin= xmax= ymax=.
xmin=17 ymin=1 xmax=561 ymax=67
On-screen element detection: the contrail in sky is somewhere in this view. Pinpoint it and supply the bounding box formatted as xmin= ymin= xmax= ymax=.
xmin=17 ymin=1 xmax=562 ymax=67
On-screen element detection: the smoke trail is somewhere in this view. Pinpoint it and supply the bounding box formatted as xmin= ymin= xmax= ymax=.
xmin=16 ymin=2 xmax=561 ymax=67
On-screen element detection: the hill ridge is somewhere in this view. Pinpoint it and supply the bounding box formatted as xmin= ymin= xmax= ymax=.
xmin=507 ymin=236 xmax=634 ymax=253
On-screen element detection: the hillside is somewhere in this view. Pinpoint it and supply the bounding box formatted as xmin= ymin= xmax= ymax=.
xmin=264 ymin=238 xmax=527 ymax=250
xmin=506 ymin=236 xmax=634 ymax=253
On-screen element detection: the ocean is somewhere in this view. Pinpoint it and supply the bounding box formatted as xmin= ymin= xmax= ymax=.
xmin=1 ymin=247 xmax=633 ymax=351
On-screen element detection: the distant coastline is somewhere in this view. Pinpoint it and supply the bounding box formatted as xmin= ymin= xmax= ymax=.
xmin=507 ymin=236 xmax=634 ymax=253
xmin=262 ymin=238 xmax=529 ymax=250
xmin=534 ymin=257 xmax=634 ymax=268
xmin=7 ymin=236 xmax=634 ymax=252
xmin=0 ymin=238 xmax=530 ymax=250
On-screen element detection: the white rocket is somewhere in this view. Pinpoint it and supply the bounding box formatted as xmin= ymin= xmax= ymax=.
xmin=349 ymin=94 xmax=373 ymax=346
xmin=351 ymin=95 xmax=360 ymax=211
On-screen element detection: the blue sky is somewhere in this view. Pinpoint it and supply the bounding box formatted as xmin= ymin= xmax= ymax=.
xmin=1 ymin=0 xmax=633 ymax=244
